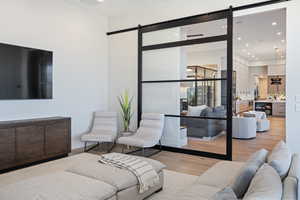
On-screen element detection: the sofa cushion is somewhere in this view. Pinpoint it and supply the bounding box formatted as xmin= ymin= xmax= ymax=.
xmin=200 ymin=107 xmax=213 ymax=117
xmin=207 ymin=108 xmax=225 ymax=118
xmin=171 ymin=184 xmax=221 ymax=200
xmin=67 ymin=155 xmax=165 ymax=191
xmin=209 ymin=187 xmax=238 ymax=200
xmin=268 ymin=141 xmax=292 ymax=179
xmin=231 ymin=149 xmax=268 ymax=198
xmin=282 ymin=176 xmax=298 ymax=200
xmin=285 ymin=154 xmax=300 ymax=200
xmin=0 ymin=171 xmax=117 ymax=200
xmin=196 ymin=161 xmax=245 ymax=189
xmin=187 ymin=105 xmax=207 ymax=116
xmin=243 ymin=164 xmax=282 ymax=200
xmin=288 ymin=154 xmax=300 ymax=180
xmin=117 ymin=171 xmax=164 ymax=200
xmin=213 ymin=106 xmax=225 ymax=112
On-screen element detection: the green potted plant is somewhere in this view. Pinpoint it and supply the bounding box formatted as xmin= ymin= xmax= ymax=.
xmin=118 ymin=90 xmax=133 ymax=133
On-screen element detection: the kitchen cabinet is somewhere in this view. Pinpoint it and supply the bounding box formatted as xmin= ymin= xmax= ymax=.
xmin=273 ymin=102 xmax=286 ymax=117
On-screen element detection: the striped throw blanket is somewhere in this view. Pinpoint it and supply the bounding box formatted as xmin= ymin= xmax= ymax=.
xmin=99 ymin=153 xmax=160 ymax=194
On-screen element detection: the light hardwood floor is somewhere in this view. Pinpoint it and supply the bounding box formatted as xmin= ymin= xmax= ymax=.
xmin=180 ymin=116 xmax=285 ymax=161
xmin=85 ymin=117 xmax=285 ymax=176
xmin=151 ymin=116 xmax=285 ymax=175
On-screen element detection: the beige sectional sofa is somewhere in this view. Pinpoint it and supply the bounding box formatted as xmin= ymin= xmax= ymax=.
xmin=163 ymin=141 xmax=299 ymax=200
xmin=0 ymin=141 xmax=298 ymax=200
xmin=0 ymin=153 xmax=165 ymax=200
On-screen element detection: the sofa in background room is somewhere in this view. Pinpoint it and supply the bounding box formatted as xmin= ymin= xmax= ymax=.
xmin=181 ymin=106 xmax=226 ymax=139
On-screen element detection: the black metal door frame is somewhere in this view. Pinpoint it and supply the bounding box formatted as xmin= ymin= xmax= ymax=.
xmin=107 ymin=0 xmax=289 ymax=36
xmin=138 ymin=8 xmax=233 ymax=160
xmin=105 ymin=0 xmax=291 ymax=161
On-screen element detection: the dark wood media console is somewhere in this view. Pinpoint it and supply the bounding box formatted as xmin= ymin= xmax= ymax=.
xmin=0 ymin=117 xmax=71 ymax=172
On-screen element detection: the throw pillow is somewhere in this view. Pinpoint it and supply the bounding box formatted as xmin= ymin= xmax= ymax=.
xmin=213 ymin=106 xmax=225 ymax=112
xmin=243 ymin=164 xmax=282 ymax=200
xmin=209 ymin=187 xmax=238 ymax=200
xmin=187 ymin=105 xmax=208 ymax=116
xmin=230 ymin=149 xmax=268 ymax=198
xmin=200 ymin=107 xmax=213 ymax=117
xmin=268 ymin=140 xmax=292 ymax=179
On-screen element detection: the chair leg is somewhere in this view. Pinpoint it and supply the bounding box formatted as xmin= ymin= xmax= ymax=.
xmin=122 ymin=145 xmax=125 ymax=153
xmin=159 ymin=140 xmax=162 ymax=151
xmin=84 ymin=142 xmax=87 ymax=152
xmin=99 ymin=142 xmax=104 ymax=152
xmin=108 ymin=142 xmax=115 ymax=153
xmin=85 ymin=142 xmax=100 ymax=152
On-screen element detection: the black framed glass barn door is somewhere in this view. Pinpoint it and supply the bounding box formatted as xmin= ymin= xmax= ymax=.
xmin=138 ymin=9 xmax=233 ymax=160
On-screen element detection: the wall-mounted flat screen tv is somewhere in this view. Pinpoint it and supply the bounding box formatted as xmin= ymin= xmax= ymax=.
xmin=0 ymin=43 xmax=53 ymax=100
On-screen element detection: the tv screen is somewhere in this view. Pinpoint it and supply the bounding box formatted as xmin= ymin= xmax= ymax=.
xmin=0 ymin=43 xmax=53 ymax=100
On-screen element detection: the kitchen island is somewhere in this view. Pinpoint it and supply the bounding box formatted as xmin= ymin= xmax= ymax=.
xmin=254 ymin=100 xmax=285 ymax=117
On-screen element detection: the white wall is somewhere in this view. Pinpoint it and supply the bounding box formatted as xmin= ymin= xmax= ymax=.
xmin=107 ymin=0 xmax=300 ymax=154
xmin=0 ymin=0 xmax=109 ymax=149
xmin=250 ymin=59 xmax=286 ymax=76
xmin=234 ymin=56 xmax=250 ymax=97
xmin=187 ymin=49 xmax=225 ymax=67
xmin=248 ymin=65 xmax=268 ymax=93
xmin=250 ymin=58 xmax=286 ymax=66
xmin=108 ymin=31 xmax=138 ymax=132
xmin=285 ymin=0 xmax=300 ymax=154
xmin=267 ymin=64 xmax=285 ymax=76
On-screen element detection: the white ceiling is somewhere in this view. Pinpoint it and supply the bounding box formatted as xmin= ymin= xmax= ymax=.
xmin=183 ymin=9 xmax=286 ymax=62
xmin=68 ymin=0 xmax=271 ymax=17
xmin=69 ymin=0 xmax=286 ymax=62
xmin=64 ymin=0 xmax=155 ymax=16
xmin=234 ymin=8 xmax=286 ymax=61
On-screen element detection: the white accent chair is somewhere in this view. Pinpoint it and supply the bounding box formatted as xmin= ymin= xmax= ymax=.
xmin=244 ymin=111 xmax=270 ymax=132
xmin=232 ymin=117 xmax=257 ymax=139
xmin=256 ymin=119 xmax=271 ymax=132
xmin=117 ymin=113 xmax=165 ymax=155
xmin=81 ymin=111 xmax=118 ymax=152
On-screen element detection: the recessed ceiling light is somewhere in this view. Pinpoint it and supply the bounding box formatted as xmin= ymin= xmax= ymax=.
xmin=247 ymin=52 xmax=251 ymax=56
xmin=277 ymin=32 xmax=282 ymax=36
xmin=97 ymin=0 xmax=104 ymax=2
xmin=245 ymin=43 xmax=249 ymax=47
xmin=281 ymin=39 xmax=285 ymax=43
xmin=237 ymin=37 xmax=242 ymax=41
xmin=252 ymin=55 xmax=255 ymax=58
xmin=272 ymin=22 xmax=277 ymax=26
